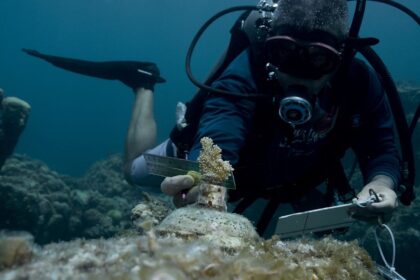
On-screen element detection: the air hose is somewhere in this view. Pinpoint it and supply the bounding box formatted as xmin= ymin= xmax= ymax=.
xmin=185 ymin=5 xmax=265 ymax=99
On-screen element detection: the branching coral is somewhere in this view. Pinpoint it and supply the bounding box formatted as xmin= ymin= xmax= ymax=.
xmin=195 ymin=137 xmax=235 ymax=210
xmin=197 ymin=137 xmax=233 ymax=185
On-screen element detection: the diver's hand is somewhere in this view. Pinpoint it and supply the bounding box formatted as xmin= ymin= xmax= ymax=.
xmin=161 ymin=175 xmax=199 ymax=208
xmin=352 ymin=175 xmax=398 ymax=223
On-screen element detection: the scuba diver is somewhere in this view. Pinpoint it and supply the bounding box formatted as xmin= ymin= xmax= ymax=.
xmin=23 ymin=0 xmax=418 ymax=237
xmin=129 ymin=0 xmax=401 ymax=231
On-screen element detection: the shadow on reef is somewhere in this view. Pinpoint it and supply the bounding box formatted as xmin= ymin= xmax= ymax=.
xmin=0 ymin=154 xmax=172 ymax=244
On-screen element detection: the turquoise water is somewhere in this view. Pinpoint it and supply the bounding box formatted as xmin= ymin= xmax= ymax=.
xmin=0 ymin=0 xmax=418 ymax=176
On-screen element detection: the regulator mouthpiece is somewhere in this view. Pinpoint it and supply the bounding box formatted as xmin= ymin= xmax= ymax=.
xmin=279 ymin=96 xmax=312 ymax=126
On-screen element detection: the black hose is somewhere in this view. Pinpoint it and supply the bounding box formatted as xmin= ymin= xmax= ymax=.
xmin=185 ymin=5 xmax=270 ymax=99
xmin=360 ymin=46 xmax=416 ymax=205
xmin=349 ymin=0 xmax=367 ymax=38
xmin=410 ymin=103 xmax=420 ymax=137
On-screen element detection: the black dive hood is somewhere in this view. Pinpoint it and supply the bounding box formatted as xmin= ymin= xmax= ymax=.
xmin=183 ymin=0 xmax=419 ymax=205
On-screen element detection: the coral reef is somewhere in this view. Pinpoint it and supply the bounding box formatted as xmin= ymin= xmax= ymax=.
xmin=0 ymin=233 xmax=380 ymax=279
xmin=0 ymin=154 xmax=169 ymax=244
xmin=0 ymin=155 xmax=73 ymax=243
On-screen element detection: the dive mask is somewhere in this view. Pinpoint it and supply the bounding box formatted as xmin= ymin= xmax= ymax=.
xmin=265 ymin=35 xmax=342 ymax=79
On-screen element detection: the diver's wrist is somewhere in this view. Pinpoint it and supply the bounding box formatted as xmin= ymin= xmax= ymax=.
xmin=370 ymin=174 xmax=395 ymax=190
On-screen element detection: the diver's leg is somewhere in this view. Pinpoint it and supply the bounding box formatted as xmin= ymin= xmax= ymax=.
xmin=123 ymin=88 xmax=157 ymax=183
xmin=130 ymin=138 xmax=177 ymax=186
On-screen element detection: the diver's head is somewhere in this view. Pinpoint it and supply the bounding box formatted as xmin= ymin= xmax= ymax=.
xmin=263 ymin=0 xmax=349 ymax=125
xmin=272 ymin=0 xmax=348 ymax=41
xmin=268 ymin=0 xmax=348 ymax=79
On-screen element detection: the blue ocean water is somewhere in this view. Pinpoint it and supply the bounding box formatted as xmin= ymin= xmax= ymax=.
xmin=0 ymin=0 xmax=418 ymax=176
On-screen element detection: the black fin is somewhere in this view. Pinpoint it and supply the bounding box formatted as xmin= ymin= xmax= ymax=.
xmin=22 ymin=48 xmax=166 ymax=86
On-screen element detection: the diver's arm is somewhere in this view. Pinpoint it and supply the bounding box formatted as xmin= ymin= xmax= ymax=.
xmin=352 ymin=65 xmax=399 ymax=216
xmin=123 ymin=87 xmax=157 ymax=183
